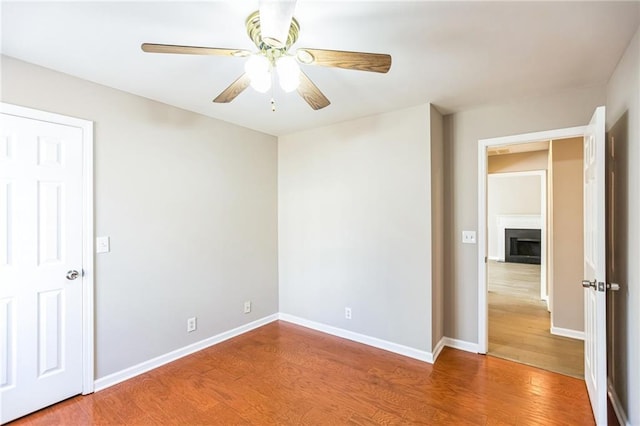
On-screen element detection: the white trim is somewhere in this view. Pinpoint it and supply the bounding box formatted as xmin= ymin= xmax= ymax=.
xmin=479 ymin=126 xmax=587 ymax=147
xmin=431 ymin=337 xmax=445 ymax=362
xmin=94 ymin=314 xmax=279 ymax=391
xmin=278 ymin=313 xmax=436 ymax=363
xmin=496 ymin=214 xmax=542 ymax=262
xmin=91 ymin=313 xmax=481 ymax=393
xmin=0 ymin=102 xmax=95 ymax=394
xmin=441 ymin=337 xmax=479 ymax=354
xmin=550 ymin=326 xmax=585 ymax=341
xmin=478 ymin=125 xmax=587 ymax=354
xmin=608 ymin=379 xmax=630 ymax=426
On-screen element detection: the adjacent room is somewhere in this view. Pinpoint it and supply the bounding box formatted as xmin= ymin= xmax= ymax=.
xmin=1 ymin=1 xmax=639 ymax=425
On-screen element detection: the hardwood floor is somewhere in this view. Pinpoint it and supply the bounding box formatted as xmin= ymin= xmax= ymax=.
xmin=11 ymin=321 xmax=594 ymax=425
xmin=488 ymin=260 xmax=584 ymax=378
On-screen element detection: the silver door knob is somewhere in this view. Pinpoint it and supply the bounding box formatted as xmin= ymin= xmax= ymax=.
xmin=66 ymin=270 xmax=80 ymax=280
xmin=582 ymin=279 xmax=596 ymax=289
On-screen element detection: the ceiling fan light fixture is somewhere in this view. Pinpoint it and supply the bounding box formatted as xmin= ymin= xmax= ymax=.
xmin=276 ymin=56 xmax=300 ymax=92
xmin=259 ymin=0 xmax=297 ymax=49
xmin=245 ymin=54 xmax=272 ymax=93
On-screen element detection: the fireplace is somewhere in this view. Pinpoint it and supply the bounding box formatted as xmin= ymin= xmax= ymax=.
xmin=505 ymin=228 xmax=541 ymax=264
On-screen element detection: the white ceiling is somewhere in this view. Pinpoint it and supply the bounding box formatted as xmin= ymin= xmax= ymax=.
xmin=2 ymin=1 xmax=639 ymax=136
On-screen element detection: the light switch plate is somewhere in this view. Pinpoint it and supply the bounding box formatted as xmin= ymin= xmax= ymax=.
xmin=462 ymin=231 xmax=476 ymax=244
xmin=96 ymin=236 xmax=110 ymax=253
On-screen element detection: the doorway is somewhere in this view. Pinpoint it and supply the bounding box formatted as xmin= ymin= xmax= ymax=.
xmin=486 ymin=164 xmax=583 ymax=377
xmin=478 ymin=128 xmax=586 ymax=378
xmin=0 ymin=103 xmax=94 ymax=423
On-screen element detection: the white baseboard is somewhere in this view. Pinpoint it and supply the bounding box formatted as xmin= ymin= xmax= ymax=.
xmin=441 ymin=337 xmax=479 ymax=354
xmin=550 ymin=326 xmax=584 ymax=341
xmin=94 ymin=313 xmax=481 ymax=393
xmin=608 ymin=378 xmax=630 ymax=426
xmin=278 ymin=313 xmax=436 ymax=363
xmin=488 ymin=256 xmax=501 ymax=261
xmin=431 ymin=337 xmax=445 ymax=362
xmin=94 ymin=314 xmax=279 ymax=391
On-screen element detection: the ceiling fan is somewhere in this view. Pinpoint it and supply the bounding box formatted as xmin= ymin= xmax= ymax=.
xmin=141 ymin=1 xmax=391 ymax=111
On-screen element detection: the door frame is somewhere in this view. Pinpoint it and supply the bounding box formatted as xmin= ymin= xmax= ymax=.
xmin=477 ymin=125 xmax=586 ymax=354
xmin=1 ymin=102 xmax=95 ymax=393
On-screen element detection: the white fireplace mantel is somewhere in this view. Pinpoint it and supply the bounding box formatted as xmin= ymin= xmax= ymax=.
xmin=497 ymin=215 xmax=542 ymax=261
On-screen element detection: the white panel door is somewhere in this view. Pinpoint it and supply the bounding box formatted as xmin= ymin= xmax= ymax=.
xmin=0 ymin=113 xmax=84 ymax=423
xmin=582 ymin=106 xmax=607 ymax=425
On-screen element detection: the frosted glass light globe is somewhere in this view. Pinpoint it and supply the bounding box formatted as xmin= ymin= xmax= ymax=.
xmin=245 ymin=55 xmax=271 ymax=93
xmin=276 ymin=56 xmax=300 ymax=92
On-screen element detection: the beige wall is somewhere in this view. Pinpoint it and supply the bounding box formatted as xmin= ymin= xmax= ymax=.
xmin=278 ymin=104 xmax=435 ymax=352
xmin=605 ymin=27 xmax=640 ymax=424
xmin=488 ymin=150 xmax=549 ymax=173
xmin=1 ymin=56 xmax=279 ymax=378
xmin=550 ymin=137 xmax=583 ymax=333
xmin=430 ymin=105 xmax=445 ymax=349
xmin=443 ymin=84 xmax=606 ymax=342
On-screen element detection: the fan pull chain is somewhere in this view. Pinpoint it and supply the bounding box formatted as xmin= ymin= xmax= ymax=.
xmin=270 ymin=70 xmax=276 ymax=112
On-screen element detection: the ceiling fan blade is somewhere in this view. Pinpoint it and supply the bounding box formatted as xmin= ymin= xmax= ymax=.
xmin=297 ymin=71 xmax=330 ymax=110
xmin=213 ymin=73 xmax=251 ymax=103
xmin=141 ymin=43 xmax=250 ymax=57
xmin=296 ymin=48 xmax=391 ymax=73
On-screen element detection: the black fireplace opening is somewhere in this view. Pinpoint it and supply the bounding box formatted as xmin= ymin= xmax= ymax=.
xmin=505 ymin=228 xmax=541 ymax=264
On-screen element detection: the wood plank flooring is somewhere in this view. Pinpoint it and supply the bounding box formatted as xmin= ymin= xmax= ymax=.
xmin=488 ymin=260 xmax=584 ymax=378
xmin=11 ymin=321 xmax=594 ymax=425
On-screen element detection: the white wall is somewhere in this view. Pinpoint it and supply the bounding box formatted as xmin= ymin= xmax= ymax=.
xmin=487 ymin=173 xmax=542 ymax=260
xmin=443 ymin=85 xmax=606 ymax=343
xmin=278 ymin=104 xmax=434 ymax=353
xmin=605 ymin=27 xmax=640 ymax=426
xmin=1 ymin=56 xmax=279 ymax=378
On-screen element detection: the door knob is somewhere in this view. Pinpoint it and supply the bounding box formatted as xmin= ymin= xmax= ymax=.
xmin=66 ymin=270 xmax=80 ymax=280
xmin=582 ymin=279 xmax=596 ymax=289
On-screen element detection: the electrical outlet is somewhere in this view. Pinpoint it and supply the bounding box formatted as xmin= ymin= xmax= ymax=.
xmin=244 ymin=301 xmax=251 ymax=314
xmin=187 ymin=317 xmax=197 ymax=333
xmin=345 ymin=307 xmax=352 ymax=320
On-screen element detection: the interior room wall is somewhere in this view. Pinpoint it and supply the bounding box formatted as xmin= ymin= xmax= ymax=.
xmin=278 ymin=104 xmax=434 ymax=353
xmin=430 ymin=105 xmax=445 ymax=350
xmin=442 ymin=84 xmax=606 ymax=344
xmin=488 ymin=150 xmax=549 ymax=173
xmin=605 ymin=27 xmax=640 ymax=425
xmin=1 ymin=56 xmax=279 ymax=379
xmin=487 ymin=173 xmax=542 ymax=260
xmin=549 ymin=137 xmax=583 ymax=333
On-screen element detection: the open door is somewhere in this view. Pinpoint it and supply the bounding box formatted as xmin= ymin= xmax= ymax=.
xmin=582 ymin=106 xmax=606 ymax=424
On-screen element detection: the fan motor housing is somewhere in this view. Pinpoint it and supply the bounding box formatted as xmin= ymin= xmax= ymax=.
xmin=245 ymin=11 xmax=300 ymax=54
